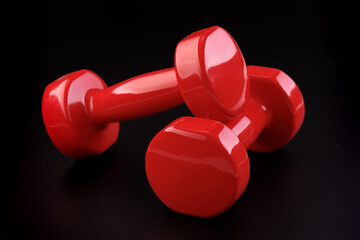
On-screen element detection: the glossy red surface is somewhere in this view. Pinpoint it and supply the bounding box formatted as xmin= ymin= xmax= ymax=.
xmin=42 ymin=70 xmax=119 ymax=159
xmin=42 ymin=26 xmax=250 ymax=159
xmin=89 ymin=26 xmax=248 ymax=123
xmin=89 ymin=68 xmax=183 ymax=123
xmin=175 ymin=26 xmax=249 ymax=120
xmin=146 ymin=65 xmax=305 ymax=218
xmin=227 ymin=66 xmax=305 ymax=152
xmin=146 ymin=117 xmax=250 ymax=218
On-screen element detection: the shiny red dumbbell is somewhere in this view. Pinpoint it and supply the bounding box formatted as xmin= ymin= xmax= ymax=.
xmin=146 ymin=66 xmax=305 ymax=218
xmin=42 ymin=26 xmax=249 ymax=159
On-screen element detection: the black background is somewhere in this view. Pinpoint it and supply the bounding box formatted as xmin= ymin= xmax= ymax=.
xmin=2 ymin=0 xmax=359 ymax=239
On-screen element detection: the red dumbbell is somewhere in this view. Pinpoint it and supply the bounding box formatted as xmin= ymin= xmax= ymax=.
xmin=145 ymin=65 xmax=305 ymax=218
xmin=42 ymin=26 xmax=249 ymax=159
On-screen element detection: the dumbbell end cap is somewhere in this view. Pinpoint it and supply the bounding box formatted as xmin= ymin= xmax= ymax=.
xmin=175 ymin=26 xmax=249 ymax=121
xmin=146 ymin=117 xmax=250 ymax=218
xmin=42 ymin=70 xmax=119 ymax=159
xmin=247 ymin=66 xmax=305 ymax=152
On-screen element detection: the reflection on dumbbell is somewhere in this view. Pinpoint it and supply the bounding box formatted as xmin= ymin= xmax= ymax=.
xmin=42 ymin=26 xmax=250 ymax=159
xmin=146 ymin=66 xmax=305 ymax=218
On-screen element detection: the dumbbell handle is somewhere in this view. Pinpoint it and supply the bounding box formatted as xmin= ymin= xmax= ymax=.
xmin=89 ymin=68 xmax=183 ymax=124
xmin=226 ymin=99 xmax=270 ymax=149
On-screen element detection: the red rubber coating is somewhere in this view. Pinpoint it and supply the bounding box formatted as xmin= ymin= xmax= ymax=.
xmin=145 ymin=66 xmax=305 ymax=218
xmin=42 ymin=70 xmax=119 ymax=159
xmin=227 ymin=66 xmax=305 ymax=152
xmin=175 ymin=26 xmax=248 ymax=120
xmin=42 ymin=26 xmax=248 ymax=159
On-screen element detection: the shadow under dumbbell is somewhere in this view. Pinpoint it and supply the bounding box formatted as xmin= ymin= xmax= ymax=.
xmin=62 ymin=154 xmax=115 ymax=186
xmin=48 ymin=151 xmax=152 ymax=237
xmin=230 ymin=149 xmax=303 ymax=226
xmin=247 ymin=149 xmax=298 ymax=190
xmin=57 ymin=150 xmax=141 ymax=199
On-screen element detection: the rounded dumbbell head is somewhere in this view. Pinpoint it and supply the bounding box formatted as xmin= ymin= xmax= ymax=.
xmin=246 ymin=66 xmax=305 ymax=152
xmin=145 ymin=117 xmax=250 ymax=218
xmin=175 ymin=26 xmax=249 ymax=121
xmin=42 ymin=70 xmax=119 ymax=159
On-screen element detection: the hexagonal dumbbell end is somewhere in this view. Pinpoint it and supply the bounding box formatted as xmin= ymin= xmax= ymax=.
xmin=42 ymin=70 xmax=120 ymax=159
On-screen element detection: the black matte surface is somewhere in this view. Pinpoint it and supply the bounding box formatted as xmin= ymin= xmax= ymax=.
xmin=3 ymin=0 xmax=359 ymax=239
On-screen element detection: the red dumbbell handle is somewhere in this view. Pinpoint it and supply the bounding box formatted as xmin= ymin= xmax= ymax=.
xmin=225 ymin=66 xmax=305 ymax=152
xmin=226 ymin=99 xmax=269 ymax=149
xmin=89 ymin=68 xmax=183 ymax=124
